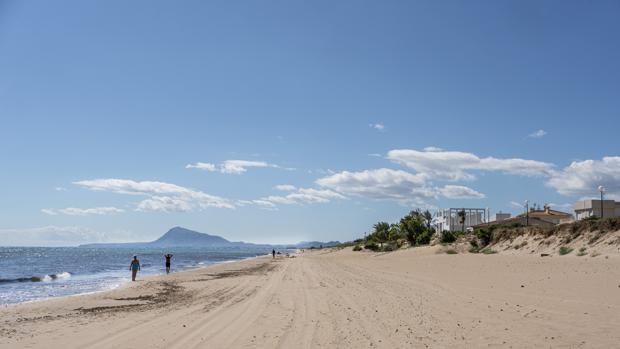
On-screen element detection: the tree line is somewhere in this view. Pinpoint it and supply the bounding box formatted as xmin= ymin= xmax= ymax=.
xmin=355 ymin=209 xmax=436 ymax=252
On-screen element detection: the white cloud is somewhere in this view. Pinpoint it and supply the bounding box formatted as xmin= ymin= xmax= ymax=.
xmin=387 ymin=148 xmax=555 ymax=181
xmin=236 ymin=199 xmax=278 ymax=210
xmin=260 ymin=187 xmax=346 ymax=205
xmin=369 ymin=123 xmax=385 ymax=131
xmin=423 ymin=146 xmax=444 ymax=152
xmin=439 ymin=185 xmax=485 ymax=199
xmin=510 ymin=201 xmax=526 ymax=209
xmin=54 ymin=187 xmax=67 ymax=191
xmin=136 ymin=196 xmax=193 ymax=213
xmin=74 ymin=178 xmax=234 ymax=211
xmin=274 ymin=184 xmax=296 ymax=191
xmin=220 ymin=160 xmax=273 ymax=174
xmin=185 ymin=162 xmax=217 ymax=171
xmin=546 ymin=157 xmax=620 ymax=199
xmin=41 ymin=207 xmax=125 ymax=216
xmin=316 ymin=168 xmax=435 ymax=204
xmin=528 ymin=129 xmax=547 ymax=138
xmin=253 ymin=188 xmax=346 ymax=207
xmin=186 ymin=159 xmax=289 ymax=174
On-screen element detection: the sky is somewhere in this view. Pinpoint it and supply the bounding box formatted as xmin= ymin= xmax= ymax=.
xmin=1 ymin=0 xmax=619 ymax=246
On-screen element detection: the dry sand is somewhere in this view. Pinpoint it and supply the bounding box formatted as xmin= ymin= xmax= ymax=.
xmin=1 ymin=247 xmax=619 ymax=348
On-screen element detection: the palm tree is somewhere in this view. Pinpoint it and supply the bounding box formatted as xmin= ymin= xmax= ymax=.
xmin=458 ymin=209 xmax=466 ymax=232
xmin=388 ymin=223 xmax=403 ymax=245
xmin=423 ymin=210 xmax=433 ymax=230
xmin=372 ymin=221 xmax=390 ymax=242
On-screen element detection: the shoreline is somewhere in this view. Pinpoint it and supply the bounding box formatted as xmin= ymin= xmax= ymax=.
xmin=1 ymin=253 xmax=268 ymax=308
xmin=2 ymin=247 xmax=619 ymax=348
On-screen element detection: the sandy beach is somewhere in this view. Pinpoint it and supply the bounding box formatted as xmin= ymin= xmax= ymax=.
xmin=1 ymin=247 xmax=619 ymax=348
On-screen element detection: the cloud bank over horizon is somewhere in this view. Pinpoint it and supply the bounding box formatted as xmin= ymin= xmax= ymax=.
xmin=40 ymin=150 xmax=620 ymax=217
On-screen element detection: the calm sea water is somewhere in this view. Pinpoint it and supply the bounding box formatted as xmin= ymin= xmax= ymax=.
xmin=0 ymin=246 xmax=273 ymax=304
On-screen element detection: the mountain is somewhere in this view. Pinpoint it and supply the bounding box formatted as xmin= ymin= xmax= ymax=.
xmin=150 ymin=227 xmax=231 ymax=247
xmin=79 ymin=227 xmax=340 ymax=249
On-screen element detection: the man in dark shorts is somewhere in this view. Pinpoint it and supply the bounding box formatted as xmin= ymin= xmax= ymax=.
xmin=164 ymin=254 xmax=173 ymax=274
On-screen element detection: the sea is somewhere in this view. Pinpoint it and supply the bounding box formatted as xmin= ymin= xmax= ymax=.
xmin=0 ymin=246 xmax=273 ymax=305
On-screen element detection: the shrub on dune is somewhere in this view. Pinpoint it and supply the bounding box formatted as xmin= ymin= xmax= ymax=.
xmin=440 ymin=230 xmax=457 ymax=244
xmin=364 ymin=241 xmax=380 ymax=251
xmin=559 ymin=246 xmax=573 ymax=255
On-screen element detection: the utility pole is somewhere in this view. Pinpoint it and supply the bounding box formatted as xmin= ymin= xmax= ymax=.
xmin=598 ymin=186 xmax=605 ymax=218
xmin=524 ymin=200 xmax=529 ymax=226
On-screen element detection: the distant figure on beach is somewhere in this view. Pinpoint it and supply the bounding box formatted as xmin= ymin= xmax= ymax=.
xmin=164 ymin=254 xmax=173 ymax=274
xmin=129 ymin=256 xmax=141 ymax=281
xmin=272 ymin=249 xmax=276 ymax=259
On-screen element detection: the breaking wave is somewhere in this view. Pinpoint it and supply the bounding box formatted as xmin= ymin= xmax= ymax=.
xmin=0 ymin=272 xmax=71 ymax=284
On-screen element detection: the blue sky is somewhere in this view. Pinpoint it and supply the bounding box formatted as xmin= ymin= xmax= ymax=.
xmin=1 ymin=0 xmax=619 ymax=246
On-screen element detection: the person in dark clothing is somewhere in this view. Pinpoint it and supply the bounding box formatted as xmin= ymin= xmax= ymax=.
xmin=164 ymin=254 xmax=173 ymax=274
xmin=129 ymin=256 xmax=140 ymax=281
xmin=272 ymin=249 xmax=276 ymax=259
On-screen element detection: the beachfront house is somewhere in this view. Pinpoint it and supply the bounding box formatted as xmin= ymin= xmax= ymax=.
xmin=475 ymin=205 xmax=573 ymax=228
xmin=433 ymin=208 xmax=487 ymax=232
xmin=574 ymin=199 xmax=620 ymax=220
xmin=521 ymin=205 xmax=574 ymax=225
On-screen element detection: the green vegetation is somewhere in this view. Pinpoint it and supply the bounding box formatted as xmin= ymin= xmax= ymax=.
xmin=480 ymin=248 xmax=497 ymax=254
xmin=445 ymin=249 xmax=458 ymax=254
xmin=349 ymin=215 xmax=620 ymax=258
xmin=577 ymin=247 xmax=587 ymax=256
xmin=360 ymin=209 xmax=436 ymax=251
xmin=364 ymin=241 xmax=380 ymax=251
xmin=474 ymin=226 xmax=495 ymax=246
xmin=382 ymin=244 xmax=395 ymax=252
xmin=559 ymin=246 xmax=573 ymax=255
xmin=440 ymin=230 xmax=458 ymax=244
xmin=399 ymin=210 xmax=435 ymax=246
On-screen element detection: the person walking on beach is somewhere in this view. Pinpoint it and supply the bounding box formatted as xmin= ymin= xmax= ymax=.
xmin=129 ymin=256 xmax=140 ymax=281
xmin=272 ymin=249 xmax=276 ymax=259
xmin=164 ymin=254 xmax=173 ymax=274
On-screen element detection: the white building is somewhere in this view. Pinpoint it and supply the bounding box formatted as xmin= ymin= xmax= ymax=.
xmin=495 ymin=212 xmax=512 ymax=222
xmin=574 ymin=200 xmax=620 ymax=220
xmin=433 ymin=208 xmax=487 ymax=232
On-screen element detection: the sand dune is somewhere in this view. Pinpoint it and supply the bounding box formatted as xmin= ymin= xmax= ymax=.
xmin=1 ymin=247 xmax=619 ymax=348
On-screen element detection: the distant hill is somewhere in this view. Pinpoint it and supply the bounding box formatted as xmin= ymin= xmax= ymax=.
xmin=294 ymin=241 xmax=341 ymax=248
xmin=79 ymin=226 xmax=340 ymax=249
xmin=151 ymin=227 xmax=231 ymax=247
